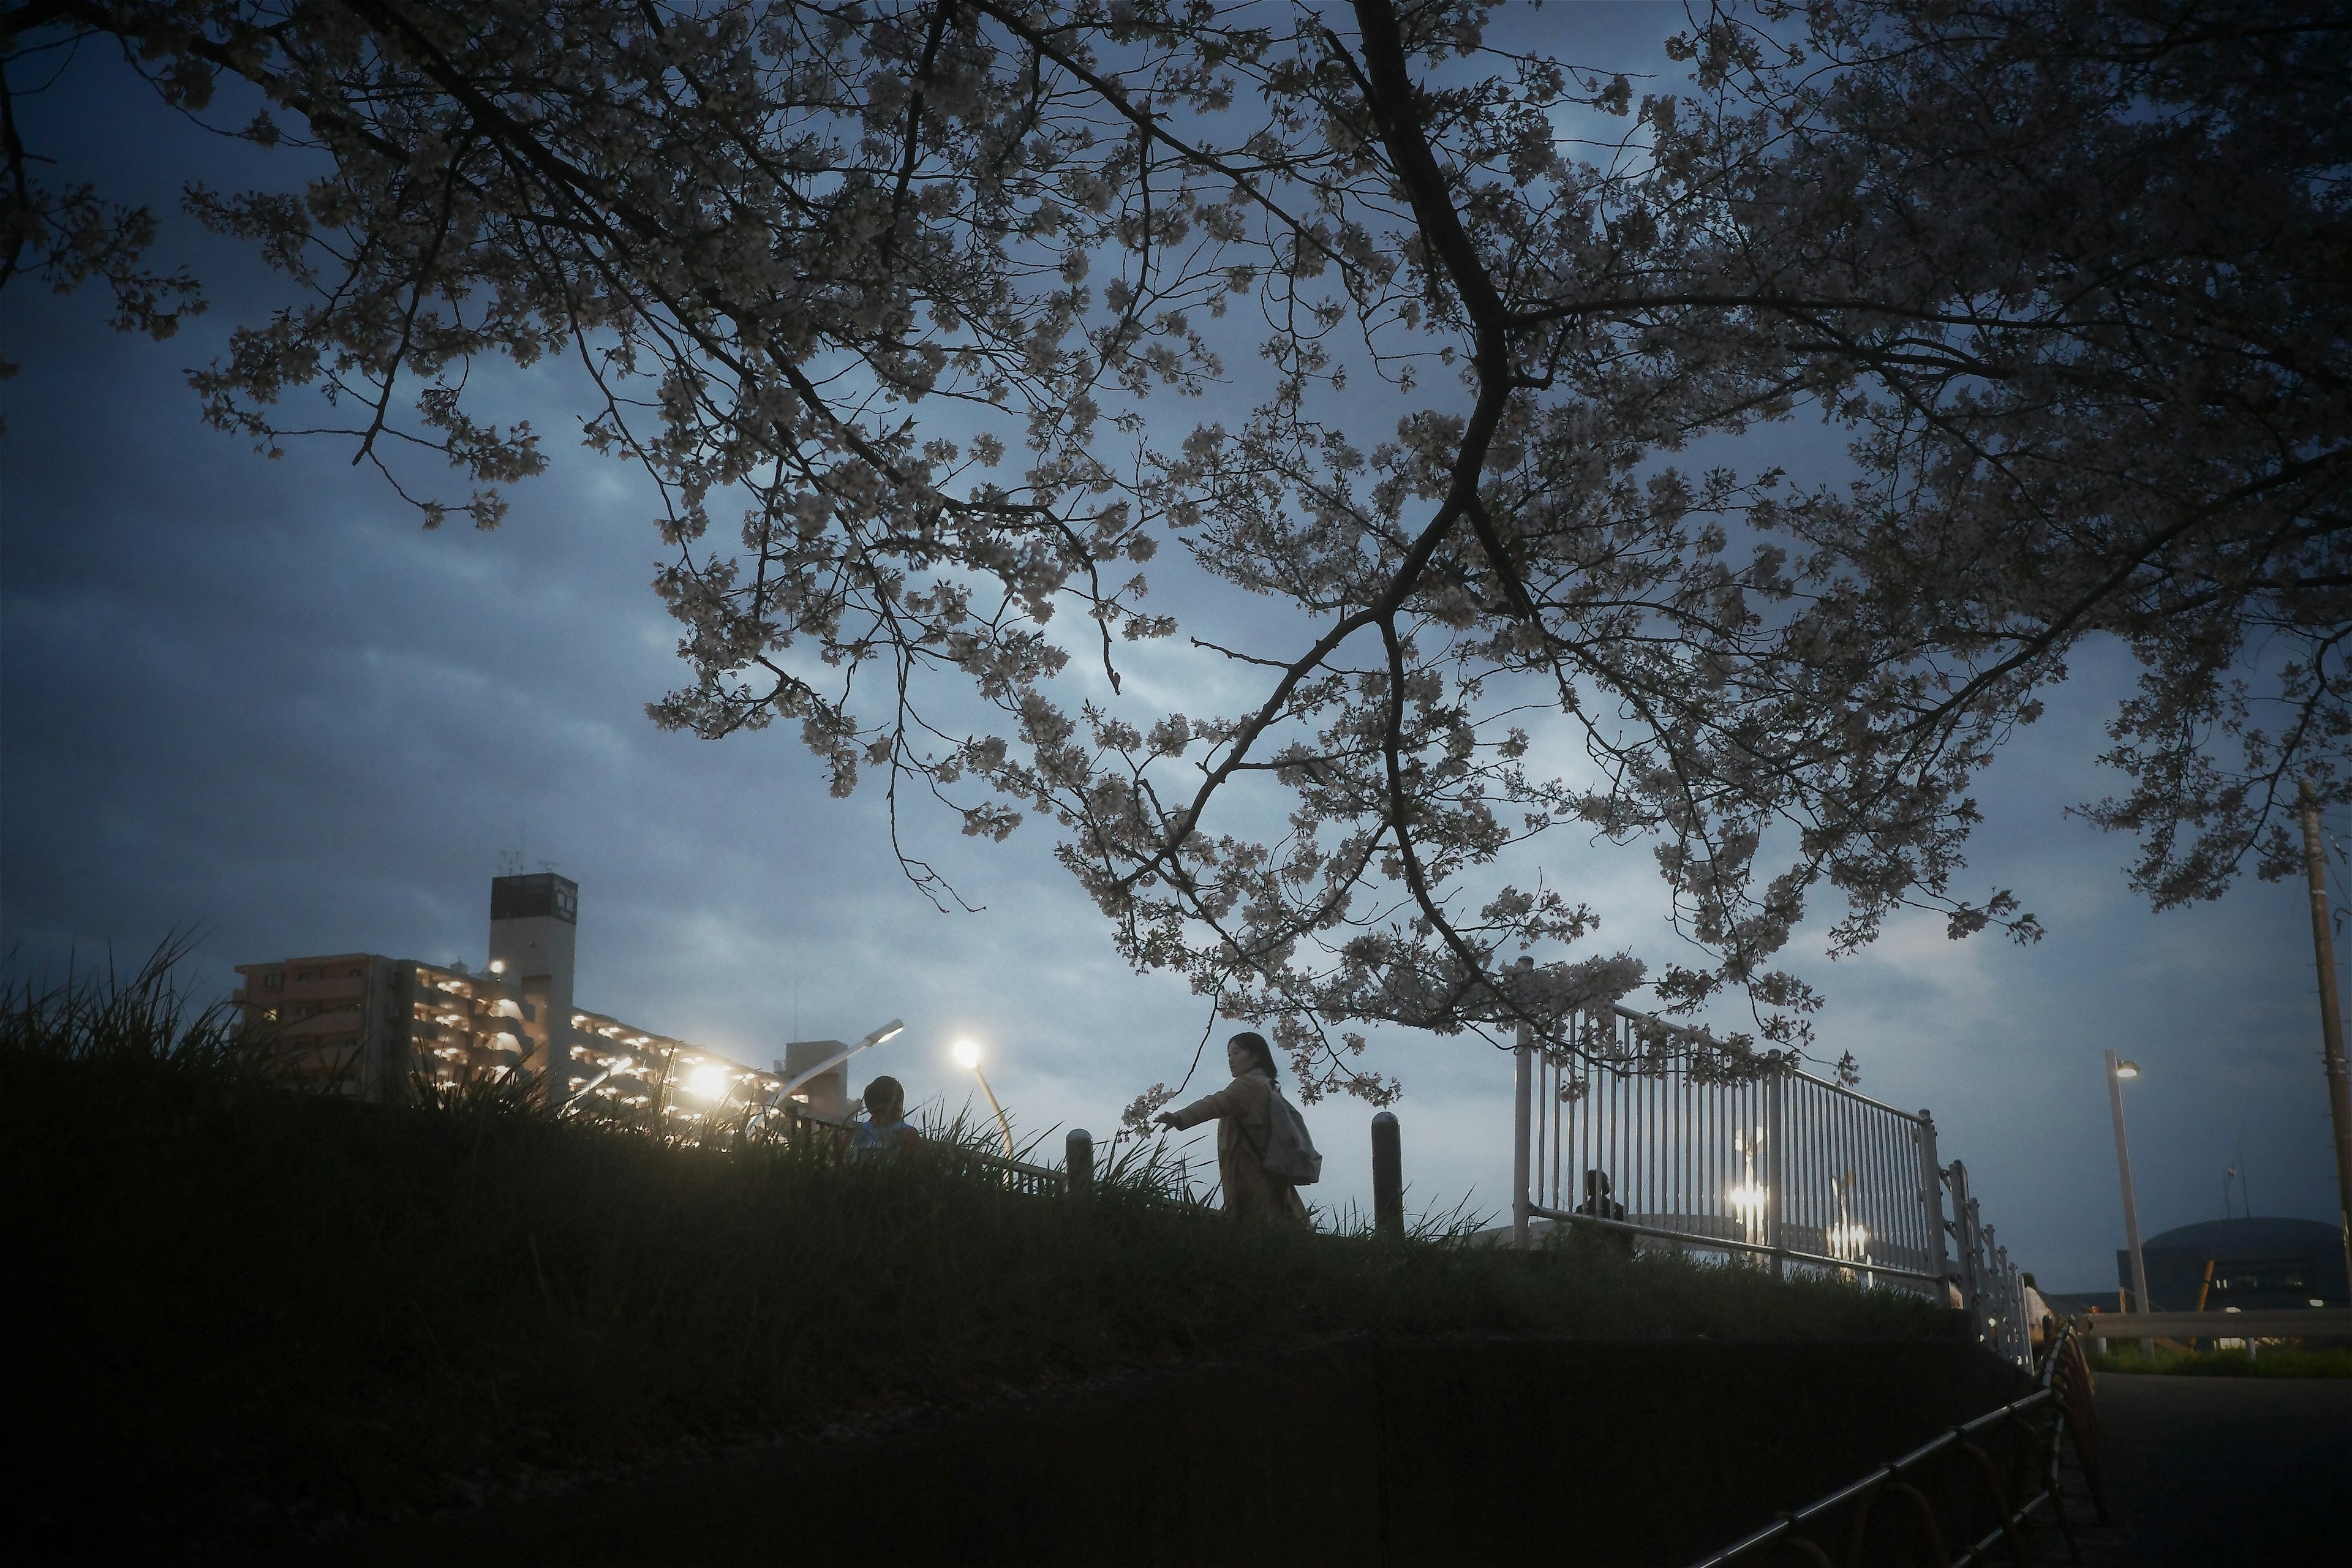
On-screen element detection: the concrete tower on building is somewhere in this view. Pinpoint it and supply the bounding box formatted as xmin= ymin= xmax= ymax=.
xmin=782 ymin=1039 xmax=855 ymax=1120
xmin=489 ymin=872 xmax=578 ymax=1099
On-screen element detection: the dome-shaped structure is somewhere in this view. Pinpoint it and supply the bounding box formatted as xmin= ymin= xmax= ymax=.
xmin=2119 ymin=1216 xmax=2348 ymax=1311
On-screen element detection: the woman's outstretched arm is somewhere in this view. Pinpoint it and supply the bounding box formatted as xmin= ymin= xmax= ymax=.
xmin=1159 ymin=1080 xmax=1250 ymax=1131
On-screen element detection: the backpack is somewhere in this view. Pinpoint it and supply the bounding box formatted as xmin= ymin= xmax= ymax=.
xmin=1257 ymin=1082 xmax=1322 ymax=1186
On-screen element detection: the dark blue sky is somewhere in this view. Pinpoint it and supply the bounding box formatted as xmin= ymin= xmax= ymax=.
xmin=4 ymin=12 xmax=2345 ymax=1289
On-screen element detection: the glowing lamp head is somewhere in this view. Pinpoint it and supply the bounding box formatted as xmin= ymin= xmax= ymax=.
xmin=685 ymin=1062 xmax=731 ymax=1100
xmin=2114 ymin=1060 xmax=2141 ymax=1080
xmin=952 ymin=1039 xmax=981 ymax=1071
xmin=488 ymin=959 xmax=506 ymax=974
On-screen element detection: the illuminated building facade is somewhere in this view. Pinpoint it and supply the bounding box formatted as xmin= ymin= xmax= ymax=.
xmin=232 ymin=873 xmax=856 ymax=1131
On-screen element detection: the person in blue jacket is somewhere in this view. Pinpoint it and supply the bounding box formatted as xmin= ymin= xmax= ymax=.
xmin=850 ymin=1075 xmax=922 ymax=1158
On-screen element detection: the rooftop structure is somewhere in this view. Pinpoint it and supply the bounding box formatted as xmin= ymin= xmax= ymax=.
xmin=232 ymin=874 xmax=859 ymax=1133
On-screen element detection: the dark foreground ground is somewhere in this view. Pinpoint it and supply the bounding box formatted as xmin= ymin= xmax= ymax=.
xmin=2029 ymin=1373 xmax=2352 ymax=1566
xmin=337 ymin=1352 xmax=2352 ymax=1567
xmin=337 ymin=1338 xmax=2015 ymax=1567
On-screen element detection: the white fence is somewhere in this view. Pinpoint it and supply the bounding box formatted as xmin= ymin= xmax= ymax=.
xmin=1513 ymin=1004 xmax=2032 ymax=1362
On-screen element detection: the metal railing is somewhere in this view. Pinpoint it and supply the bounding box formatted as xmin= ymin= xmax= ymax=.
xmin=943 ymin=1142 xmax=1068 ymax=1199
xmin=1514 ymin=1004 xmax=2034 ymax=1361
xmin=1690 ymin=1322 xmax=2109 ymax=1567
xmin=1945 ymin=1159 xmax=2033 ymax=1366
xmin=786 ymin=1108 xmax=1123 ymax=1202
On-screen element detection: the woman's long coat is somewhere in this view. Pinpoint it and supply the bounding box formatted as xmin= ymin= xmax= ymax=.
xmin=1165 ymin=1069 xmax=1310 ymax=1223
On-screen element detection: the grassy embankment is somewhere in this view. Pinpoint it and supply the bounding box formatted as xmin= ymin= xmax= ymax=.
xmin=2086 ymin=1344 xmax=2352 ymax=1378
xmin=7 ymin=949 xmax=1951 ymax=1542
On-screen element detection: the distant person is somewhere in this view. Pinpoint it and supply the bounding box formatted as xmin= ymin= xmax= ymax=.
xmin=1575 ymin=1168 xmax=1626 ymax=1223
xmin=849 ymin=1075 xmax=921 ymax=1158
xmin=1576 ymin=1169 xmax=1634 ymax=1253
xmin=1154 ymin=1031 xmax=1311 ymax=1224
xmin=2021 ymin=1273 xmax=2054 ymax=1349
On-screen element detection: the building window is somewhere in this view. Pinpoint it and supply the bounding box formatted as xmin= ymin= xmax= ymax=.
xmin=349 ymin=967 xmax=365 ymax=978
xmin=263 ymin=973 xmax=282 ymax=990
xmin=296 ymin=969 xmax=320 ymax=982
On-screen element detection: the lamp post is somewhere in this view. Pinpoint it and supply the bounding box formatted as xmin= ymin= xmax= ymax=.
xmin=1510 ymin=955 xmax=1534 ymax=1250
xmin=954 ymin=1038 xmax=1016 ymax=1157
xmin=2105 ymin=1050 xmax=2152 ymax=1350
xmin=2296 ymin=778 xmax=2352 ymax=1305
xmin=752 ymin=1018 xmax=905 ymax=1131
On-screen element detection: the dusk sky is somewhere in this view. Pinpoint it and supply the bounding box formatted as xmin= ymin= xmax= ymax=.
xmin=6 ymin=10 xmax=2346 ymax=1294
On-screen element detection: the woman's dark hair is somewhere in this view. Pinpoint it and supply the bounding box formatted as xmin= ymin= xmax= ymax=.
xmin=864 ymin=1075 xmax=905 ymax=1117
xmin=1227 ymin=1031 xmax=1277 ymax=1084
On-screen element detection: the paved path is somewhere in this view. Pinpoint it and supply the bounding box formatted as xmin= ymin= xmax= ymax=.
xmin=2031 ymin=1374 xmax=2352 ymax=1566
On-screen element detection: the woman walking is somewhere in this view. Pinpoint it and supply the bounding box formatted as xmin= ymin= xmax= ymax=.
xmin=1155 ymin=1031 xmax=1310 ymax=1223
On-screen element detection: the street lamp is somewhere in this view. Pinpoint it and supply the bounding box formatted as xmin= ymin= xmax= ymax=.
xmin=751 ymin=1018 xmax=905 ymax=1131
xmin=954 ymin=1038 xmax=1016 ymax=1158
xmin=2105 ymin=1049 xmax=2153 ymax=1350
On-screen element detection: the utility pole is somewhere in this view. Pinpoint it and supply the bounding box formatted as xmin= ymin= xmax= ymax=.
xmin=2296 ymin=778 xmax=2352 ymax=1298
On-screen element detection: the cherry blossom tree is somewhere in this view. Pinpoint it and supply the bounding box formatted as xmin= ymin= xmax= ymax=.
xmin=5 ymin=0 xmax=2344 ymax=1098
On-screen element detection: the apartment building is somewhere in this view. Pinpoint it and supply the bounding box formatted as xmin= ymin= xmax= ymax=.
xmin=230 ymin=951 xmax=418 ymax=1099
xmin=233 ymin=873 xmax=855 ymax=1130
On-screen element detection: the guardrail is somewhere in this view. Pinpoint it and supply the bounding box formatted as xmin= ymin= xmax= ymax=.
xmin=2073 ymin=1307 xmax=2352 ymax=1343
xmin=1513 ymin=1003 xmax=2034 ymax=1362
xmin=1689 ymin=1321 xmax=2108 ymax=1567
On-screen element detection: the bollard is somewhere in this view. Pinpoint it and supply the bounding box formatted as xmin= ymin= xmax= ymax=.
xmin=1371 ymin=1111 xmax=1403 ymax=1241
xmin=1066 ymin=1128 xmax=1095 ymax=1198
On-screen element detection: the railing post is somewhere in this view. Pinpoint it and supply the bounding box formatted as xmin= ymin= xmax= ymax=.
xmin=1967 ymin=1199 xmax=1989 ymax=1341
xmin=1766 ymin=1066 xmax=1787 ymax=1278
xmin=1991 ymin=1243 xmax=2008 ymax=1356
xmin=1372 ymin=1112 xmax=1403 ymax=1241
xmin=1946 ymin=1161 xmax=1972 ymax=1313
xmin=1512 ymin=956 xmax=1534 ymax=1250
xmin=2010 ymin=1259 xmax=2026 ymax=1363
xmin=1918 ymin=1111 xmax=1952 ymax=1301
xmin=1065 ymin=1128 xmax=1093 ymax=1199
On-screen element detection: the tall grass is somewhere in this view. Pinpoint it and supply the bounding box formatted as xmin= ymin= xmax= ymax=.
xmin=6 ymin=946 xmax=1953 ymax=1548
xmin=0 ymin=931 xmax=274 ymax=1074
